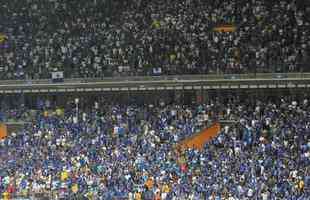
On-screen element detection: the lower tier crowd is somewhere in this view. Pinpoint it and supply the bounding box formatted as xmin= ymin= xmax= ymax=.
xmin=0 ymin=97 xmax=309 ymax=199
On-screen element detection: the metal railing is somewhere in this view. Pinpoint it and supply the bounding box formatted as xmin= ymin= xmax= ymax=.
xmin=0 ymin=73 xmax=310 ymax=86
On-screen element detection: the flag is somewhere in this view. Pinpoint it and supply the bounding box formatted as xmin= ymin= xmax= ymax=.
xmin=0 ymin=33 xmax=8 ymax=43
xmin=0 ymin=33 xmax=8 ymax=49
xmin=51 ymin=71 xmax=64 ymax=83
xmin=177 ymin=122 xmax=221 ymax=151
xmin=56 ymin=108 xmax=64 ymax=117
xmin=213 ymin=24 xmax=236 ymax=32
xmin=152 ymin=20 xmax=161 ymax=29
xmin=0 ymin=123 xmax=7 ymax=140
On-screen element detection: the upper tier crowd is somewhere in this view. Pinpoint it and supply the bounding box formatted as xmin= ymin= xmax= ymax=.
xmin=0 ymin=97 xmax=309 ymax=199
xmin=0 ymin=0 xmax=309 ymax=80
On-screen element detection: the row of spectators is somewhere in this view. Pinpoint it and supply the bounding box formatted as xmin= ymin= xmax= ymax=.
xmin=0 ymin=0 xmax=309 ymax=79
xmin=0 ymin=96 xmax=309 ymax=199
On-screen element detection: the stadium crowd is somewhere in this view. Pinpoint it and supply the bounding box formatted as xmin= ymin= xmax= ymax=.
xmin=0 ymin=97 xmax=309 ymax=199
xmin=0 ymin=0 xmax=309 ymax=80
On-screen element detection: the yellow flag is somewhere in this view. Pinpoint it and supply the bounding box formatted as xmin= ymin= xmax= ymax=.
xmin=170 ymin=54 xmax=176 ymax=61
xmin=56 ymin=108 xmax=64 ymax=116
xmin=0 ymin=33 xmax=8 ymax=43
xmin=152 ymin=20 xmax=161 ymax=29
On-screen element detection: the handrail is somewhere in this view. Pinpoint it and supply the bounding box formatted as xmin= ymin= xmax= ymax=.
xmin=0 ymin=73 xmax=309 ymax=85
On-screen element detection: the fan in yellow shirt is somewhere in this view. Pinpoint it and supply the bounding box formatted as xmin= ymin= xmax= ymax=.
xmin=71 ymin=183 xmax=79 ymax=193
xmin=86 ymin=191 xmax=94 ymax=200
xmin=2 ymin=191 xmax=9 ymax=200
xmin=134 ymin=191 xmax=142 ymax=200
xmin=162 ymin=183 xmax=170 ymax=193
xmin=298 ymin=180 xmax=304 ymax=191
xmin=60 ymin=170 xmax=69 ymax=181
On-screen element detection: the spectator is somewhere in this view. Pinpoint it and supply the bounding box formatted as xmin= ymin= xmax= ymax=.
xmin=0 ymin=0 xmax=309 ymax=80
xmin=0 ymin=97 xmax=309 ymax=199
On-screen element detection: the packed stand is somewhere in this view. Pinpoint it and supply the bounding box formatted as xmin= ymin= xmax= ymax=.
xmin=0 ymin=97 xmax=309 ymax=199
xmin=0 ymin=0 xmax=309 ymax=80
